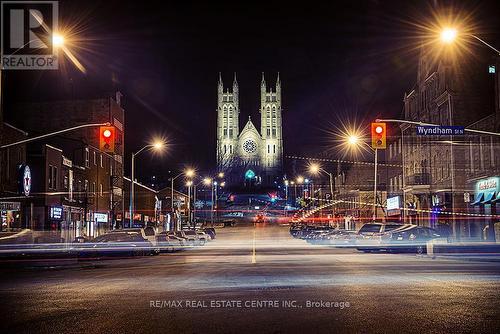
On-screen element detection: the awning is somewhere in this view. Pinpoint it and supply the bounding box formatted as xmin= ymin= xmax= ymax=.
xmin=482 ymin=192 xmax=496 ymax=204
xmin=471 ymin=193 xmax=484 ymax=206
xmin=481 ymin=191 xmax=495 ymax=204
xmin=492 ymin=193 xmax=500 ymax=203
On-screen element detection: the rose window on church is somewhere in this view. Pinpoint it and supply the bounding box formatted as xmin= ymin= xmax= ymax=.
xmin=242 ymin=140 xmax=257 ymax=154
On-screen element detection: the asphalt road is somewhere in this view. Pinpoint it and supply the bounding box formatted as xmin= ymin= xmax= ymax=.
xmin=1 ymin=224 xmax=500 ymax=334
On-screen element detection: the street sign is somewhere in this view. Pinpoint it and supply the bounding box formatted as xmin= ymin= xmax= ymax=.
xmin=464 ymin=192 xmax=470 ymax=203
xmin=325 ymin=193 xmax=332 ymax=201
xmin=416 ymin=125 xmax=464 ymax=136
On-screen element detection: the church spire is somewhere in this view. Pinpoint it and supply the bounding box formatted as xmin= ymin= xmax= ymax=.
xmin=276 ymin=72 xmax=280 ymax=87
xmin=261 ymin=72 xmax=266 ymax=87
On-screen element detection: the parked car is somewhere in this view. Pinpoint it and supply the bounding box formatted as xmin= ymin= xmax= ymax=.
xmin=383 ymin=225 xmax=443 ymax=254
xmin=155 ymin=232 xmax=185 ymax=252
xmin=76 ymin=230 xmax=157 ymax=258
xmin=356 ymin=223 xmax=408 ymax=252
xmin=183 ymin=230 xmax=206 ymax=246
xmin=168 ymin=231 xmax=193 ymax=246
xmin=203 ymin=228 xmax=216 ymax=240
xmin=196 ymin=231 xmax=211 ymax=242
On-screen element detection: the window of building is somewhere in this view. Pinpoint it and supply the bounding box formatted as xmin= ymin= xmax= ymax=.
xmin=64 ymin=175 xmax=69 ymax=189
xmin=490 ymin=137 xmax=495 ymax=167
xmin=48 ymin=165 xmax=53 ymax=189
xmin=272 ymin=129 xmax=276 ymax=137
xmin=267 ymin=129 xmax=271 ymax=136
xmin=398 ymin=175 xmax=402 ymax=189
xmin=229 ymin=129 xmax=233 ymax=137
xmin=99 ymin=184 xmax=103 ymax=197
xmin=273 ymin=145 xmax=276 ymax=154
xmin=85 ymin=148 xmax=89 ymax=167
xmin=92 ymin=182 xmax=96 ymax=195
xmin=389 ymin=178 xmax=393 ymax=192
xmin=93 ymin=151 xmax=97 ymax=165
xmin=84 ymin=180 xmax=89 ymax=192
xmin=100 ymin=154 xmax=103 ymax=168
xmin=267 ymin=145 xmax=270 ymax=154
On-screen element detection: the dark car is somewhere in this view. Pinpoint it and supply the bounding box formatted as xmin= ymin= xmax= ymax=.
xmin=384 ymin=225 xmax=443 ymax=254
xmin=203 ymin=228 xmax=216 ymax=240
xmin=75 ymin=230 xmax=156 ymax=258
xmin=356 ymin=223 xmax=408 ymax=252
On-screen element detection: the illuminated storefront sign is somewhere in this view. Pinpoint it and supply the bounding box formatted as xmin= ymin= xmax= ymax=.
xmin=94 ymin=213 xmax=108 ymax=223
xmin=49 ymin=206 xmax=63 ymax=220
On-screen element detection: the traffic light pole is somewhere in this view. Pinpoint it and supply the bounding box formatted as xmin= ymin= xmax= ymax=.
xmin=373 ymin=148 xmax=378 ymax=221
xmin=0 ymin=122 xmax=111 ymax=149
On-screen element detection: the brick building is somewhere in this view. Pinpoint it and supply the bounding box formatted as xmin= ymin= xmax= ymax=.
xmin=401 ymin=45 xmax=498 ymax=240
xmin=4 ymin=93 xmax=125 ymax=238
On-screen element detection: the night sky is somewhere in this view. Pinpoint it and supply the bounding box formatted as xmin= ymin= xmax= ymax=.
xmin=4 ymin=0 xmax=500 ymax=181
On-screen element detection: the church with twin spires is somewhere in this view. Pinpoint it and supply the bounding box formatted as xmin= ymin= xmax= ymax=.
xmin=216 ymin=73 xmax=284 ymax=188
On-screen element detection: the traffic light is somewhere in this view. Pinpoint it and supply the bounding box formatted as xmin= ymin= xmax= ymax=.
xmin=371 ymin=122 xmax=386 ymax=149
xmin=99 ymin=126 xmax=115 ymax=153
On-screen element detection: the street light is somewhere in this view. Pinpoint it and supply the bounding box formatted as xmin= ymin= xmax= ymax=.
xmin=440 ymin=28 xmax=457 ymax=44
xmin=129 ymin=140 xmax=165 ymax=228
xmin=343 ymin=134 xmax=379 ymax=220
xmin=52 ymin=33 xmax=65 ymax=47
xmin=438 ymin=27 xmax=500 ymax=55
xmin=308 ymin=162 xmax=334 ymax=201
xmin=170 ymin=168 xmax=195 ymax=230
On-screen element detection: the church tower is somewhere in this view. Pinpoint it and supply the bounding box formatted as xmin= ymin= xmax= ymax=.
xmin=260 ymin=73 xmax=283 ymax=185
xmin=216 ymin=73 xmax=240 ymax=171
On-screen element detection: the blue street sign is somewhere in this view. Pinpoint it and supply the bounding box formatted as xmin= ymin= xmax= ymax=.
xmin=416 ymin=125 xmax=465 ymax=136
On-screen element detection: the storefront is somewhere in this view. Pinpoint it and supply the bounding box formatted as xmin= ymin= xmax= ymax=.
xmin=386 ymin=196 xmax=402 ymax=223
xmin=1 ymin=201 xmax=22 ymax=231
xmin=469 ymin=177 xmax=499 ymax=241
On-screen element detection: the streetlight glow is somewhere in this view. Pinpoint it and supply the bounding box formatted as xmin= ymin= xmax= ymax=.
xmin=203 ymin=177 xmax=212 ymax=185
xmin=347 ymin=134 xmax=359 ymax=146
xmin=153 ymin=141 xmax=164 ymax=150
xmin=185 ymin=169 xmax=195 ymax=178
xmin=186 ymin=180 xmax=193 ymax=187
xmin=296 ymin=176 xmax=304 ymax=184
xmin=309 ymin=163 xmax=320 ymax=174
xmin=218 ymin=172 xmax=224 ymax=178
xmin=441 ymin=28 xmax=457 ymax=44
xmin=52 ymin=33 xmax=64 ymax=47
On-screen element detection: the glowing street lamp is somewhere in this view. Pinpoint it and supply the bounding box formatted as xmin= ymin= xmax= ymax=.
xmin=437 ymin=27 xmax=500 ymax=55
xmin=440 ymin=28 xmax=457 ymax=44
xmin=347 ymin=134 xmax=359 ymax=146
xmin=308 ymin=162 xmax=334 ymax=199
xmin=129 ymin=140 xmax=166 ymax=228
xmin=171 ymin=168 xmax=195 ymax=230
xmin=52 ymin=33 xmax=65 ymax=47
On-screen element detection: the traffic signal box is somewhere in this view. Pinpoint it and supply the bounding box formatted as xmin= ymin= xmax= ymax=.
xmin=99 ymin=126 xmax=115 ymax=153
xmin=371 ymin=122 xmax=386 ymax=149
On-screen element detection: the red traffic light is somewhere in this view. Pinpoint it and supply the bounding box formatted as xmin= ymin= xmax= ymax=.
xmin=99 ymin=126 xmax=115 ymax=153
xmin=371 ymin=122 xmax=386 ymax=149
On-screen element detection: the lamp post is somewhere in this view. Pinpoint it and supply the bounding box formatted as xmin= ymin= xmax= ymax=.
xmin=170 ymin=168 xmax=195 ymax=231
xmin=186 ymin=180 xmax=193 ymax=227
xmin=129 ymin=141 xmax=165 ymax=228
xmin=344 ymin=133 xmax=379 ymax=220
xmin=309 ymin=163 xmax=335 ymax=218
